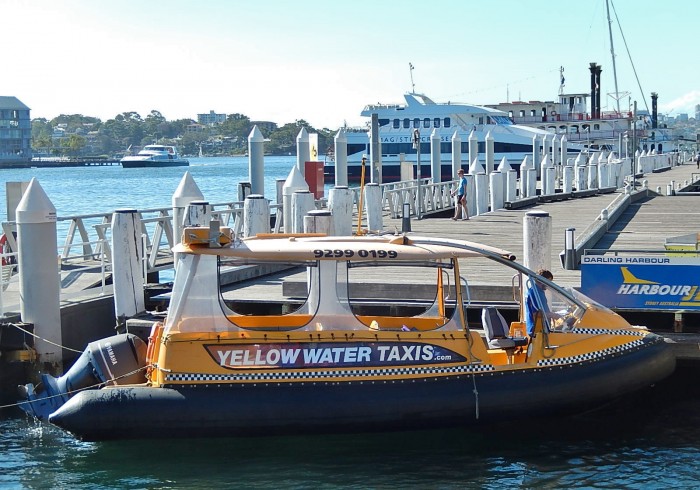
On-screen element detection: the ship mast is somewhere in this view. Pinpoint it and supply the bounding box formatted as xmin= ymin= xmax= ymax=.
xmin=606 ymin=0 xmax=621 ymax=114
xmin=409 ymin=63 xmax=415 ymax=94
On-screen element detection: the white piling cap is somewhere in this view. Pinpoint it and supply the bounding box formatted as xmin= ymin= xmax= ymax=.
xmin=248 ymin=125 xmax=264 ymax=142
xmin=283 ymin=164 xmax=309 ymax=194
xmin=172 ymin=171 xmax=204 ymax=206
xmin=334 ymin=128 xmax=347 ymax=142
xmin=296 ymin=127 xmax=309 ymax=142
xmin=15 ymin=178 xmax=56 ymax=223
xmin=497 ymin=157 xmax=511 ymax=172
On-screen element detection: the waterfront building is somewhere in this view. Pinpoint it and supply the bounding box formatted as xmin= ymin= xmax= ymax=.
xmin=197 ymin=110 xmax=227 ymax=126
xmin=0 ymin=96 xmax=31 ymax=163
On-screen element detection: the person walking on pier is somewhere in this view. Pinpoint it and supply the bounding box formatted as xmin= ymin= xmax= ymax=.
xmin=451 ymin=169 xmax=469 ymax=220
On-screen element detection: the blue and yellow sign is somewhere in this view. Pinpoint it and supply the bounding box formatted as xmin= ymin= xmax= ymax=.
xmin=581 ymin=256 xmax=700 ymax=310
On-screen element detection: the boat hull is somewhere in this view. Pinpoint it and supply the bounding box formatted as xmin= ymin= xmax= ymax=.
xmin=47 ymin=336 xmax=674 ymax=441
xmin=121 ymin=160 xmax=189 ymax=168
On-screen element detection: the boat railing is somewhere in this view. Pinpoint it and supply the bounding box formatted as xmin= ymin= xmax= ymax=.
xmin=379 ymin=178 xmax=455 ymax=218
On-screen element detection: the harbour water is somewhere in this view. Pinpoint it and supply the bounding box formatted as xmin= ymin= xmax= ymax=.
xmin=1 ymin=365 xmax=699 ymax=488
xmin=2 ymin=157 xmax=700 ymax=488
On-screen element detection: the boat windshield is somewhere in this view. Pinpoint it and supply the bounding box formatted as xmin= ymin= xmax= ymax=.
xmin=523 ymin=275 xmax=586 ymax=331
xmin=490 ymin=115 xmax=514 ymax=125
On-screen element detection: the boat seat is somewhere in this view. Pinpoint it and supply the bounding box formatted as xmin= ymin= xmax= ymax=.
xmin=481 ymin=307 xmax=528 ymax=350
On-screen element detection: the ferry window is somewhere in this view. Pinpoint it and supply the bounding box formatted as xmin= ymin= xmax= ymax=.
xmin=582 ymin=124 xmax=590 ymax=132
xmin=403 ymin=118 xmax=410 ymax=128
xmin=530 ymin=110 xmax=537 ymax=117
xmin=444 ymin=117 xmax=450 ymax=128
xmin=378 ymin=119 xmax=390 ymax=127
xmin=423 ymin=118 xmax=430 ymax=128
xmin=559 ymin=125 xmax=566 ymax=133
xmin=433 ymin=118 xmax=441 ymax=128
xmin=413 ymin=118 xmax=420 ymax=128
xmin=508 ymin=111 xmax=514 ymax=118
xmin=593 ymin=124 xmax=600 ymax=130
xmin=478 ymin=117 xmax=484 ymax=125
xmin=393 ymin=119 xmax=400 ymax=129
xmin=519 ymin=110 xmax=525 ymax=117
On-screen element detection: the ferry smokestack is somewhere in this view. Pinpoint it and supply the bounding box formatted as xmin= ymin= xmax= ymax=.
xmin=651 ymin=92 xmax=658 ymax=129
xmin=589 ymin=63 xmax=598 ymax=119
xmin=589 ymin=63 xmax=602 ymax=119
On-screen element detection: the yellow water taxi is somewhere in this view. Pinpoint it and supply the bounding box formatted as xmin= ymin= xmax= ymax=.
xmin=20 ymin=226 xmax=675 ymax=440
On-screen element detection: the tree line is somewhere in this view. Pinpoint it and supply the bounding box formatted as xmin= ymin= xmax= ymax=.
xmin=30 ymin=110 xmax=338 ymax=158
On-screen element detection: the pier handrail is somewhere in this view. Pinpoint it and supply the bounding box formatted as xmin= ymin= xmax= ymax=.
xmin=1 ymin=200 xmax=283 ymax=278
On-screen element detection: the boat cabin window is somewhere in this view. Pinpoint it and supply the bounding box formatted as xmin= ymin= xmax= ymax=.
xmin=444 ymin=117 xmax=451 ymax=128
xmin=403 ymin=118 xmax=410 ymax=128
xmin=423 ymin=118 xmax=430 ymax=129
xmin=530 ymin=110 xmax=537 ymax=118
xmin=433 ymin=118 xmax=441 ymax=128
xmin=593 ymin=124 xmax=600 ymax=131
xmin=519 ymin=110 xmax=525 ymax=118
xmin=378 ymin=119 xmax=390 ymax=127
xmin=393 ymin=119 xmax=400 ymax=129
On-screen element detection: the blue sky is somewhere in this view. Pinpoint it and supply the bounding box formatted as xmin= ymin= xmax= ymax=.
xmin=4 ymin=0 xmax=698 ymax=129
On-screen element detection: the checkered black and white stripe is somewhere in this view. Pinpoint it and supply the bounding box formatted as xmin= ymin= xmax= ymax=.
xmin=537 ymin=339 xmax=645 ymax=367
xmin=165 ymin=363 xmax=495 ymax=383
xmin=570 ymin=327 xmax=647 ymax=337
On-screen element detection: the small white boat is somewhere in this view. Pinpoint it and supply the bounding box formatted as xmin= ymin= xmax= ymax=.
xmin=121 ymin=145 xmax=189 ymax=168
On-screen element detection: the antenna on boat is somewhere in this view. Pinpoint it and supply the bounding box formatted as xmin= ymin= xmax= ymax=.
xmin=605 ymin=0 xmax=621 ymax=114
xmin=409 ymin=62 xmax=415 ymax=93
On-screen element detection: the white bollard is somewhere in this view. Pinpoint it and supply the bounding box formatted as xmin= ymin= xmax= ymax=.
xmin=475 ymin=172 xmax=489 ymax=216
xmin=489 ymin=171 xmax=504 ymax=211
xmin=560 ymin=135 xmax=568 ymax=168
xmin=282 ymin=165 xmax=309 ymax=233
xmin=243 ymin=194 xmax=270 ymax=237
xmin=451 ymin=130 xmax=462 ymax=178
xmin=292 ymin=190 xmax=315 ymax=233
xmin=364 ymin=183 xmax=383 ymax=232
xmin=304 ymin=209 xmax=332 ymax=235
xmin=540 ymin=154 xmax=552 ymax=195
xmin=184 ymin=200 xmax=211 ymax=227
xmin=523 ymin=211 xmax=552 ymax=272
xmin=172 ymin=172 xmax=204 ymax=247
xmin=563 ymin=165 xmax=574 ymax=193
xmin=328 ymin=186 xmax=354 ymax=236
xmin=334 ymin=129 xmax=348 ymax=187
xmin=468 ymin=130 xmax=478 ymax=172
xmin=544 ymin=166 xmax=556 ymax=196
xmin=296 ymin=127 xmax=310 ymax=177
xmin=16 ymin=178 xmax=61 ymax=365
xmin=576 ymin=164 xmax=587 ymax=190
xmin=248 ymin=125 xmax=265 ymax=195
xmin=506 ymin=169 xmax=518 ymax=202
xmin=111 ymin=208 xmax=145 ymax=326
xmin=599 ymin=162 xmax=609 ymax=188
xmin=485 ymin=131 xmax=494 ymax=175
xmin=430 ymin=129 xmax=442 ymax=183
xmin=520 ymin=156 xmax=530 ymax=198
xmin=526 ymin=168 xmax=537 ymax=198
xmin=588 ymin=164 xmax=598 ymax=190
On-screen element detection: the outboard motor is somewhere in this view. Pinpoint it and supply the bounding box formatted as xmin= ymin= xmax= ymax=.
xmin=19 ymin=333 xmax=147 ymax=421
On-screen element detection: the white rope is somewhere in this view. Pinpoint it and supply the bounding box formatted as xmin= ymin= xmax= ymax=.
xmin=9 ymin=323 xmax=82 ymax=354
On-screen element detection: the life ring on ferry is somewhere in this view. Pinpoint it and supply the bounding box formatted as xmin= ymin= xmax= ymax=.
xmin=0 ymin=234 xmax=10 ymax=266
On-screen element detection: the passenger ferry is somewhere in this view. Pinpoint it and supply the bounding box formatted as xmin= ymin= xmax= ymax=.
xmin=328 ymin=93 xmax=579 ymax=183
xmin=121 ymin=145 xmax=190 ymax=168
xmin=19 ymin=225 xmax=674 ymax=441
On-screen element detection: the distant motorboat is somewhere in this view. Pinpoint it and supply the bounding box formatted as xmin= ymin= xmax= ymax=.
xmin=121 ymin=145 xmax=189 ymax=168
